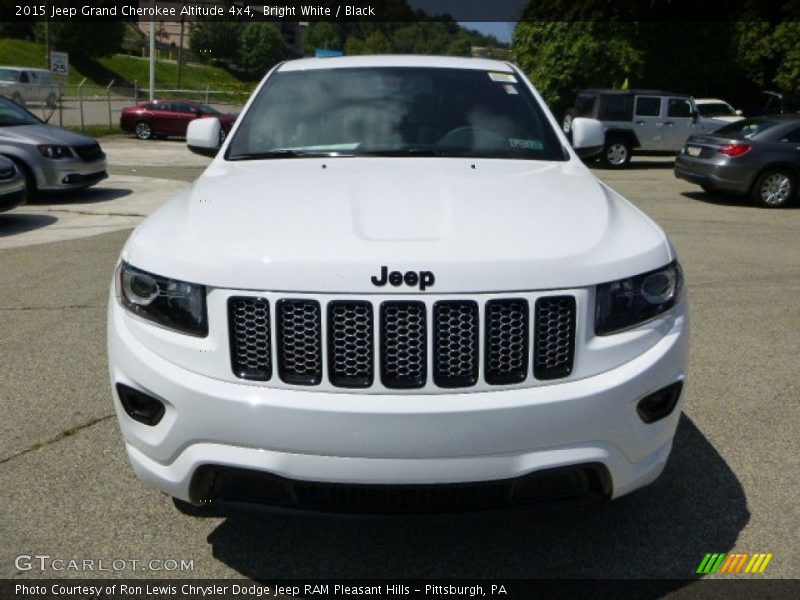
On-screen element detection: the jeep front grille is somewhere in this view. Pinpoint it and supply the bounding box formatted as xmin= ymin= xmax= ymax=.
xmin=327 ymin=301 xmax=374 ymax=388
xmin=533 ymin=296 xmax=576 ymax=380
xmin=276 ymin=299 xmax=322 ymax=385
xmin=380 ymin=301 xmax=427 ymax=388
xmin=228 ymin=295 xmax=577 ymax=389
xmin=228 ymin=297 xmax=271 ymax=381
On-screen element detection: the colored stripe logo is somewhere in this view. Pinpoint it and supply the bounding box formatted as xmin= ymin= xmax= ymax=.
xmin=697 ymin=553 xmax=773 ymax=574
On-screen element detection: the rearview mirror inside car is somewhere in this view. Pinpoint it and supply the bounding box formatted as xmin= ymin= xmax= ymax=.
xmin=187 ymin=117 xmax=221 ymax=157
xmin=570 ymin=117 xmax=604 ymax=158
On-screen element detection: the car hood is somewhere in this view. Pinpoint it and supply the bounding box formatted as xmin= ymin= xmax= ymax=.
xmin=124 ymin=158 xmax=673 ymax=293
xmin=0 ymin=124 xmax=99 ymax=146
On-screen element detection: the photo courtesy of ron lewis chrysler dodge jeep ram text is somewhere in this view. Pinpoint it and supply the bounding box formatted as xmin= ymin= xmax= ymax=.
xmin=108 ymin=55 xmax=688 ymax=515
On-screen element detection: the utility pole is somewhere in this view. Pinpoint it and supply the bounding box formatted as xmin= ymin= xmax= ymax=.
xmin=44 ymin=0 xmax=50 ymax=60
xmin=177 ymin=18 xmax=185 ymax=90
xmin=149 ymin=19 xmax=155 ymax=101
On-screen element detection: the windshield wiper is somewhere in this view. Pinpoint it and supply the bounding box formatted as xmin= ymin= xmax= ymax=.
xmin=358 ymin=148 xmax=448 ymax=157
xmin=227 ymin=149 xmax=355 ymax=160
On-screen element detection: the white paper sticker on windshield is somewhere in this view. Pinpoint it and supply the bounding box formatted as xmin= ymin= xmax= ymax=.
xmin=488 ymin=72 xmax=517 ymax=83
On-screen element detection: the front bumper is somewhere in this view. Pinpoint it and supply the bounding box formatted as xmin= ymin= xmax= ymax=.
xmin=109 ymin=296 xmax=689 ymax=509
xmin=0 ymin=176 xmax=26 ymax=212
xmin=674 ymin=154 xmax=755 ymax=194
xmin=36 ymin=157 xmax=108 ymax=191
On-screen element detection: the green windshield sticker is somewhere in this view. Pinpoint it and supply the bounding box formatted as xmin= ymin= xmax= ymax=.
xmin=488 ymin=72 xmax=517 ymax=83
xmin=509 ymin=138 xmax=543 ymax=150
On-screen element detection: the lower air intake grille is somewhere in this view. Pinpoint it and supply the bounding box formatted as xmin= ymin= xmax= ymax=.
xmin=228 ymin=297 xmax=271 ymax=381
xmin=485 ymin=299 xmax=529 ymax=385
xmin=380 ymin=301 xmax=427 ymax=388
xmin=534 ymin=296 xmax=576 ymax=380
xmin=277 ymin=299 xmax=322 ymax=385
xmin=328 ymin=301 xmax=374 ymax=388
xmin=433 ymin=301 xmax=479 ymax=388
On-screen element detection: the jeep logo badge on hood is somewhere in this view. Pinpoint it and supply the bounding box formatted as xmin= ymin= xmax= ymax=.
xmin=371 ymin=266 xmax=435 ymax=291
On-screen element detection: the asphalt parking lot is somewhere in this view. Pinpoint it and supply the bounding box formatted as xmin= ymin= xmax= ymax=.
xmin=1 ymin=137 xmax=798 ymax=584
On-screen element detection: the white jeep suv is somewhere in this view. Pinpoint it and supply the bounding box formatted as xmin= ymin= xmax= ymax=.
xmin=108 ymin=56 xmax=688 ymax=514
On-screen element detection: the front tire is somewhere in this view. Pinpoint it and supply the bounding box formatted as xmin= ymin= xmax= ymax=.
xmin=752 ymin=169 xmax=796 ymax=208
xmin=9 ymin=158 xmax=36 ymax=203
xmin=135 ymin=121 xmax=153 ymax=140
xmin=602 ymin=140 xmax=632 ymax=168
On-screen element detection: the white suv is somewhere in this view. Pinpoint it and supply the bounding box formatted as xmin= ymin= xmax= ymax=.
xmin=108 ymin=56 xmax=688 ymax=514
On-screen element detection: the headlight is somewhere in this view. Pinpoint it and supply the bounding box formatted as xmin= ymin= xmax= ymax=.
xmin=37 ymin=145 xmax=73 ymax=159
xmin=595 ymin=261 xmax=683 ymax=335
xmin=116 ymin=262 xmax=208 ymax=336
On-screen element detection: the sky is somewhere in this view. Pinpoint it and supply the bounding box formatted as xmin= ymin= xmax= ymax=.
xmin=459 ymin=22 xmax=516 ymax=44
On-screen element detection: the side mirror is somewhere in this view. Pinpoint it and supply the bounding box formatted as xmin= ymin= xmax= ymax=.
xmin=570 ymin=117 xmax=604 ymax=158
xmin=691 ymin=110 xmax=699 ymax=123
xmin=187 ymin=117 xmax=221 ymax=157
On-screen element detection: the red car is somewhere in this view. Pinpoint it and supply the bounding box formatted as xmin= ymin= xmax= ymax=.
xmin=120 ymin=100 xmax=237 ymax=141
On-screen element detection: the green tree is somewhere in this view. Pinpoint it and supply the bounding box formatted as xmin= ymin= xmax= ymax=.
xmin=511 ymin=22 xmax=641 ymax=112
xmin=190 ymin=22 xmax=243 ymax=63
xmin=35 ymin=21 xmax=124 ymax=58
xmin=237 ymin=23 xmax=287 ymax=80
xmin=304 ymin=22 xmax=341 ymax=54
xmin=361 ymin=31 xmax=392 ymax=54
xmin=771 ymin=22 xmax=800 ymax=95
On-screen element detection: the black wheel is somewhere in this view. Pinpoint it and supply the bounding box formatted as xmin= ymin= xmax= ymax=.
xmin=601 ymin=140 xmax=632 ymax=168
xmin=134 ymin=121 xmax=153 ymax=140
xmin=9 ymin=158 xmax=36 ymax=202
xmin=751 ymin=168 xmax=796 ymax=208
xmin=219 ymin=127 xmax=228 ymax=145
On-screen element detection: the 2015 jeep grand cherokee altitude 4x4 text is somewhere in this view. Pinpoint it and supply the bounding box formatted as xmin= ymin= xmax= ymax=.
xmin=108 ymin=56 xmax=689 ymax=515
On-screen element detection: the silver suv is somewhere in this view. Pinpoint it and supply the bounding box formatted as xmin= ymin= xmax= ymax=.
xmin=563 ymin=89 xmax=732 ymax=168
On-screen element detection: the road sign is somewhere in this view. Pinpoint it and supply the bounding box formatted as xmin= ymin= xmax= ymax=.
xmin=50 ymin=51 xmax=69 ymax=76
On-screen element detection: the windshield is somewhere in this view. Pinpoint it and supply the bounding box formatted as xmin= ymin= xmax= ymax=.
xmin=227 ymin=67 xmax=566 ymax=161
xmin=0 ymin=96 xmax=42 ymax=126
xmin=697 ymin=102 xmax=736 ymax=117
xmin=715 ymin=119 xmax=777 ymax=139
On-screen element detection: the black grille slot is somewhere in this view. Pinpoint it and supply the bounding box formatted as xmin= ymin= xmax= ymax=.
xmin=328 ymin=301 xmax=374 ymax=388
xmin=228 ymin=297 xmax=271 ymax=381
xmin=433 ymin=301 xmax=479 ymax=388
xmin=73 ymin=143 xmax=105 ymax=162
xmin=277 ymin=299 xmax=322 ymax=385
xmin=380 ymin=301 xmax=427 ymax=389
xmin=485 ymin=299 xmax=529 ymax=385
xmin=534 ymin=296 xmax=576 ymax=380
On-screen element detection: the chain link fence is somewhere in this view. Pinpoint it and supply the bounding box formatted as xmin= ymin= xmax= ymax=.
xmin=8 ymin=83 xmax=252 ymax=130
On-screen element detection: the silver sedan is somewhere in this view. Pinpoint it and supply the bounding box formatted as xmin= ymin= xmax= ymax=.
xmin=0 ymin=155 xmax=25 ymax=212
xmin=0 ymin=95 xmax=107 ymax=200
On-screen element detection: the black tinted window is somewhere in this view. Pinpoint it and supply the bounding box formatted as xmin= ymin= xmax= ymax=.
xmin=599 ymin=95 xmax=633 ymax=121
xmin=780 ymin=127 xmax=800 ymax=143
xmin=667 ymin=98 xmax=693 ymax=118
xmin=635 ymin=97 xmax=661 ymax=117
xmin=575 ymin=93 xmax=596 ymax=116
xmin=715 ymin=119 xmax=778 ymax=139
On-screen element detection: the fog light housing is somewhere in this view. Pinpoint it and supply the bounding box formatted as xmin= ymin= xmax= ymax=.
xmin=637 ymin=381 xmax=683 ymax=424
xmin=116 ymin=383 xmax=165 ymax=426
